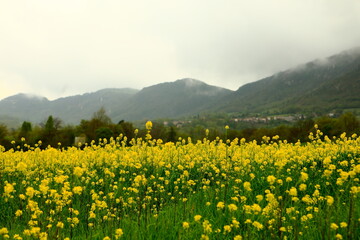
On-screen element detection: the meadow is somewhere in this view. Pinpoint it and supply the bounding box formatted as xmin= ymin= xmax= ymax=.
xmin=0 ymin=123 xmax=359 ymax=239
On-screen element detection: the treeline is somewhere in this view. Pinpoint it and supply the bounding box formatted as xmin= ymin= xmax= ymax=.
xmin=226 ymin=111 xmax=360 ymax=142
xmin=0 ymin=109 xmax=359 ymax=150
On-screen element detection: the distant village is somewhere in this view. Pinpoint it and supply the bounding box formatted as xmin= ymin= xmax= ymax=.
xmin=162 ymin=113 xmax=339 ymax=128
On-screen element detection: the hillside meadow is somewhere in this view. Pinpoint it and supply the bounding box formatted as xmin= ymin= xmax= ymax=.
xmin=0 ymin=123 xmax=359 ymax=239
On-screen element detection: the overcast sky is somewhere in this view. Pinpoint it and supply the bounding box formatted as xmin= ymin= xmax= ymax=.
xmin=1 ymin=0 xmax=360 ymax=100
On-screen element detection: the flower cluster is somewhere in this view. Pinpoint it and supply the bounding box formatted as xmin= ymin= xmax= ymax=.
xmin=0 ymin=127 xmax=359 ymax=239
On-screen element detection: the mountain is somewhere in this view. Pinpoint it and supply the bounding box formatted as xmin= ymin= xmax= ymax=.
xmin=1 ymin=47 xmax=360 ymax=126
xmin=0 ymin=79 xmax=232 ymax=125
xmin=113 ymin=78 xmax=233 ymax=120
xmin=0 ymin=115 xmax=22 ymax=129
xmin=48 ymin=88 xmax=139 ymax=124
xmin=0 ymin=93 xmax=50 ymax=123
xmin=0 ymin=89 xmax=139 ymax=125
xmin=214 ymin=47 xmax=360 ymax=114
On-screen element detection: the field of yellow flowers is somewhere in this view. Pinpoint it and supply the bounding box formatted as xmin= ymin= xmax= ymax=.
xmin=1 ymin=123 xmax=359 ymax=240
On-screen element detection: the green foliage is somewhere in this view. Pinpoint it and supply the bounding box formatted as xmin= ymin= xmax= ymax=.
xmin=1 ymin=108 xmax=360 ymax=151
xmin=115 ymin=120 xmax=136 ymax=140
xmin=95 ymin=127 xmax=114 ymax=142
xmin=0 ymin=124 xmax=11 ymax=149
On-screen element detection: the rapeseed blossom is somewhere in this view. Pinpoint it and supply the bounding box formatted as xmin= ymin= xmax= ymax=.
xmin=115 ymin=228 xmax=123 ymax=239
xmin=182 ymin=222 xmax=190 ymax=229
xmin=0 ymin=126 xmax=359 ymax=239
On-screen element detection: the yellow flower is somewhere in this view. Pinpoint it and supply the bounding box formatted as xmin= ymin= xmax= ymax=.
xmin=3 ymin=183 xmax=15 ymax=196
xmin=228 ymin=204 xmax=238 ymax=212
xmin=267 ymin=175 xmax=276 ymax=185
xmin=217 ymin=202 xmax=225 ymax=209
xmin=13 ymin=234 xmax=22 ymax=240
xmin=26 ymin=187 xmax=36 ymax=198
xmin=182 ymin=222 xmax=190 ymax=229
xmin=289 ymin=187 xmax=298 ymax=196
xmin=145 ymin=121 xmax=153 ymax=130
xmin=89 ymin=211 xmax=96 ymax=219
xmin=202 ymin=220 xmax=212 ymax=233
xmin=326 ymin=196 xmax=334 ymax=206
xmin=323 ymin=156 xmax=332 ymax=165
xmin=245 ymin=219 xmax=252 ymax=224
xmin=350 ymin=186 xmax=360 ymax=194
xmin=335 ymin=234 xmax=343 ymax=239
xmin=224 ymin=225 xmax=231 ymax=233
xmin=201 ymin=235 xmax=209 ymax=240
xmin=330 ymin=223 xmax=339 ymax=230
xmin=299 ymin=184 xmax=307 ymax=191
xmin=15 ymin=210 xmax=23 ymax=217
xmin=16 ymin=162 xmax=27 ymax=171
xmin=256 ymin=195 xmax=263 ymax=202
xmin=300 ymin=172 xmax=308 ymax=181
xmin=39 ymin=232 xmax=48 ymax=240
xmin=30 ymin=227 xmax=41 ymax=236
xmin=194 ymin=215 xmax=202 ymax=222
xmin=73 ymin=166 xmax=85 ymax=177
xmin=234 ymin=235 xmax=242 ymax=240
xmin=243 ymin=181 xmax=252 ymax=191
xmin=73 ymin=186 xmax=83 ymax=195
xmin=115 ymin=228 xmax=124 ymax=239
xmin=252 ymin=221 xmax=263 ymax=230
xmin=0 ymin=228 xmax=9 ymax=235
xmin=232 ymin=219 xmax=240 ymax=228
xmin=340 ymin=222 xmax=347 ymax=228
xmin=56 ymin=222 xmax=64 ymax=228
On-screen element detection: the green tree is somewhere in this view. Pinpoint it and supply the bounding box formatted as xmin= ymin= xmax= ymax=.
xmin=77 ymin=108 xmax=112 ymax=142
xmin=41 ymin=115 xmax=62 ymax=147
xmin=115 ymin=120 xmax=135 ymax=140
xmin=166 ymin=126 xmax=177 ymax=142
xmin=335 ymin=112 xmax=360 ymax=136
xmin=150 ymin=122 xmax=167 ymax=140
xmin=316 ymin=116 xmax=337 ymax=137
xmin=95 ymin=127 xmax=114 ymax=143
xmin=0 ymin=124 xmax=11 ymax=149
xmin=93 ymin=107 xmax=112 ymax=125
xmin=18 ymin=121 xmax=32 ymax=141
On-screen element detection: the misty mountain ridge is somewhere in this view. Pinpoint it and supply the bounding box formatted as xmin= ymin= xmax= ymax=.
xmin=213 ymin=47 xmax=360 ymax=114
xmin=112 ymin=78 xmax=232 ymax=121
xmin=0 ymin=78 xmax=231 ymax=125
xmin=1 ymin=47 xmax=360 ymax=126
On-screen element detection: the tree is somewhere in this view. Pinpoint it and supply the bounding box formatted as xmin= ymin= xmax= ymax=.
xmin=0 ymin=124 xmax=11 ymax=149
xmin=166 ymin=126 xmax=177 ymax=142
xmin=115 ymin=120 xmax=135 ymax=140
xmin=92 ymin=107 xmax=112 ymax=125
xmin=76 ymin=108 xmax=113 ymax=142
xmin=316 ymin=116 xmax=337 ymax=137
xmin=18 ymin=121 xmax=33 ymax=142
xmin=335 ymin=112 xmax=360 ymax=135
xmin=44 ymin=116 xmax=55 ymax=133
xmin=95 ymin=127 xmax=113 ymax=143
xmin=41 ymin=115 xmax=60 ymax=147
xmin=57 ymin=125 xmax=76 ymax=146
xmin=150 ymin=122 xmax=167 ymax=140
xmin=20 ymin=121 xmax=32 ymax=133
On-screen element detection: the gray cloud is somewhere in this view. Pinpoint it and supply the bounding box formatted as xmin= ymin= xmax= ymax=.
xmin=0 ymin=0 xmax=360 ymax=99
